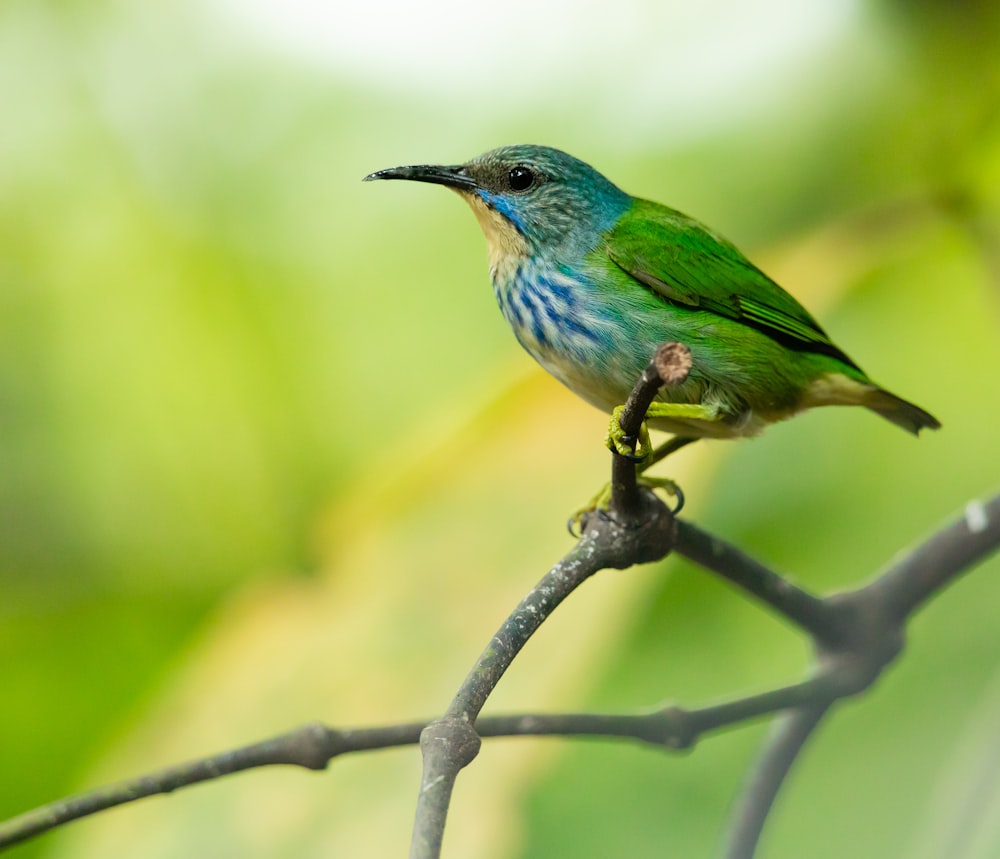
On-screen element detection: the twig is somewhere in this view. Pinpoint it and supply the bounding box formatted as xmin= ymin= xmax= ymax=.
xmin=2 ymin=496 xmax=996 ymax=858
xmin=724 ymin=704 xmax=831 ymax=859
xmin=673 ymin=521 xmax=840 ymax=643
xmin=609 ymin=341 xmax=693 ymax=522
xmin=713 ymin=491 xmax=1000 ymax=857
xmin=2 ymin=344 xmax=693 ymax=855
xmin=865 ymin=494 xmax=1000 ymax=621
xmin=408 ymin=342 xmax=693 ymax=859
xmin=0 ymin=724 xmax=337 ymax=850
xmin=0 ymin=677 xmax=831 ymax=853
xmin=409 ymin=531 xmax=619 ymax=859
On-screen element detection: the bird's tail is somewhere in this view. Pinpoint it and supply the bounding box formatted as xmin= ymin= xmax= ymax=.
xmin=863 ymin=387 xmax=941 ymax=435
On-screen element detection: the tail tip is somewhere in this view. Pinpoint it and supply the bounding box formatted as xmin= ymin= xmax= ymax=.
xmin=869 ymin=389 xmax=940 ymax=436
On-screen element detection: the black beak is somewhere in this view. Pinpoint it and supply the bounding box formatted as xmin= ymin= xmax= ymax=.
xmin=363 ymin=163 xmax=478 ymax=191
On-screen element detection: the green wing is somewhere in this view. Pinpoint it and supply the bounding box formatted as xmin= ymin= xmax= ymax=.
xmin=606 ymin=199 xmax=861 ymax=370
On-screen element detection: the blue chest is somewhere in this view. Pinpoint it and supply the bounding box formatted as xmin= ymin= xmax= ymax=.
xmin=494 ymin=264 xmax=597 ymax=357
xmin=490 ymin=260 xmax=640 ymax=410
xmin=488 ymin=253 xmax=704 ymax=416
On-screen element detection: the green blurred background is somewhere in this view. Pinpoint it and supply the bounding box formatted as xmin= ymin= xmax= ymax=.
xmin=2 ymin=1 xmax=999 ymax=857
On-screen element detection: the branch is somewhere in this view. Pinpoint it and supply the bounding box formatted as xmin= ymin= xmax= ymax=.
xmin=865 ymin=494 xmax=1000 ymax=621
xmin=701 ymin=490 xmax=1000 ymax=857
xmin=0 ymin=724 xmax=341 ymax=850
xmin=673 ymin=520 xmax=838 ymax=642
xmin=2 ymin=498 xmax=996 ymax=858
xmin=0 ymin=680 xmax=829 ymax=852
xmin=0 ymin=342 xmax=690 ymax=856
xmin=725 ymin=704 xmax=831 ymax=859
xmin=609 ymin=341 xmax=694 ymax=521
xmin=408 ymin=342 xmax=693 ymax=859
xmin=2 ymin=328 xmax=997 ymax=858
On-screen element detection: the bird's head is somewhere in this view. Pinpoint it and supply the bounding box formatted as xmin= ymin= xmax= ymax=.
xmin=365 ymin=145 xmax=631 ymax=266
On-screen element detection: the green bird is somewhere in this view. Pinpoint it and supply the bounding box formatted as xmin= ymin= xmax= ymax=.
xmin=365 ymin=145 xmax=939 ymax=480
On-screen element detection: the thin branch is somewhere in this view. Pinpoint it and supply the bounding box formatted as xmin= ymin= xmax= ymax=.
xmin=1 ymin=497 xmax=996 ymax=857
xmin=0 ymin=677 xmax=830 ymax=853
xmin=724 ymin=704 xmax=831 ymax=859
xmin=610 ymin=341 xmax=693 ymax=522
xmin=0 ymin=724 xmax=339 ymax=850
xmin=713 ymin=491 xmax=1000 ymax=857
xmin=865 ymin=493 xmax=1000 ymax=621
xmin=0 ymin=342 xmax=688 ymax=857
xmin=476 ymin=677 xmax=833 ymax=750
xmin=407 ymin=488 xmax=673 ymax=859
xmin=408 ymin=531 xmax=620 ymax=859
xmin=673 ymin=520 xmax=841 ymax=643
xmin=408 ymin=342 xmax=693 ymax=859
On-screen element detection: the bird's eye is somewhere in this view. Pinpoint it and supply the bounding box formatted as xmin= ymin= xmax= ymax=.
xmin=507 ymin=165 xmax=535 ymax=192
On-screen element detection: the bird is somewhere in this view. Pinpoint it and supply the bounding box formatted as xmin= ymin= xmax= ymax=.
xmin=364 ymin=145 xmax=939 ymax=478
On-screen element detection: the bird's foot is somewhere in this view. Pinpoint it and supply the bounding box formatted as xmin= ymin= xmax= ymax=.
xmin=567 ymin=475 xmax=685 ymax=536
xmin=568 ymin=482 xmax=614 ymax=535
xmin=605 ymin=405 xmax=652 ymax=463
xmin=643 ymin=477 xmax=685 ymax=514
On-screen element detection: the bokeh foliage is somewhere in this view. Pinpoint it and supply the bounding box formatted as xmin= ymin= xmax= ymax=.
xmin=1 ymin=2 xmax=998 ymax=857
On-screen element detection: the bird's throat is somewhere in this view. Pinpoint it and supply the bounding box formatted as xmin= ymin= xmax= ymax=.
xmin=459 ymin=191 xmax=530 ymax=279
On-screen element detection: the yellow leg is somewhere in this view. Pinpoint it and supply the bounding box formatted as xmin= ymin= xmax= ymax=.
xmin=605 ymin=402 xmax=719 ymax=461
xmin=568 ymin=472 xmax=686 ymax=536
xmin=645 ymin=402 xmax=720 ymax=421
xmin=643 ymin=434 xmax=698 ymax=472
xmin=571 ymin=404 xmax=717 ymax=535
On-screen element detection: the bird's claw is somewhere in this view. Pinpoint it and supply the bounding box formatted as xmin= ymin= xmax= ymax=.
xmin=658 ymin=479 xmax=685 ymax=514
xmin=605 ymin=406 xmax=651 ymax=462
xmin=577 ymin=404 xmax=685 ymax=535
xmin=567 ymin=481 xmax=615 ymax=536
xmin=567 ymin=476 xmax=685 ymax=537
xmin=566 ymin=506 xmax=612 ymax=538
